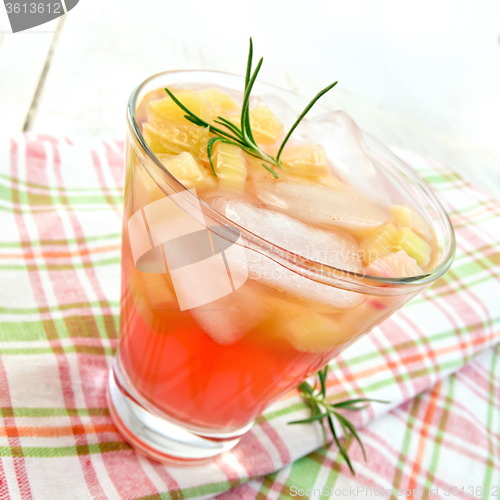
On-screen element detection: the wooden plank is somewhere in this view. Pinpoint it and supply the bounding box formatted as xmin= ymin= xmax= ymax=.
xmin=0 ymin=18 xmax=60 ymax=134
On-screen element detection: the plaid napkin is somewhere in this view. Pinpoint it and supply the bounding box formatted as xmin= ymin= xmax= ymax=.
xmin=0 ymin=134 xmax=499 ymax=500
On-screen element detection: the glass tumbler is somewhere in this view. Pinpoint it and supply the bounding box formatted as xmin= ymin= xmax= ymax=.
xmin=107 ymin=70 xmax=456 ymax=465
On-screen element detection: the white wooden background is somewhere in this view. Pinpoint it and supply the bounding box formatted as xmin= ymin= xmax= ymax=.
xmin=1 ymin=0 xmax=499 ymax=199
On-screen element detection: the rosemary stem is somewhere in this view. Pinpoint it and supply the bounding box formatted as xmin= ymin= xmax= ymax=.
xmin=162 ymin=39 xmax=338 ymax=179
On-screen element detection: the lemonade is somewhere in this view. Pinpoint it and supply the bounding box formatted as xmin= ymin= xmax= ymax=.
xmin=109 ymin=67 xmax=454 ymax=463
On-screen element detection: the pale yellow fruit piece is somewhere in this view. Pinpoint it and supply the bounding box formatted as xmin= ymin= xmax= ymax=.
xmin=391 ymin=204 xmax=432 ymax=241
xmin=281 ymin=144 xmax=329 ymax=177
xmin=126 ymin=149 xmax=165 ymax=212
xmin=147 ymin=89 xmax=216 ymax=123
xmin=131 ymin=165 xmax=165 ymax=212
xmin=249 ymin=161 xmax=347 ymax=189
xmin=130 ymin=272 xmax=178 ymax=324
xmin=136 ymin=88 xmax=169 ymax=124
xmin=214 ymin=142 xmax=247 ymax=193
xmin=141 ymin=274 xmax=177 ymax=311
xmin=245 ymin=155 xmax=269 ymax=175
xmin=365 ymin=249 xmax=423 ymax=278
xmin=200 ymin=88 xmax=239 ymax=114
xmin=249 ymin=105 xmax=284 ymax=145
xmin=360 ymin=223 xmax=399 ymax=264
xmin=264 ymin=291 xmax=344 ymax=318
xmin=157 ymin=152 xmax=216 ymax=191
xmin=282 ymin=313 xmax=348 ymax=353
xmin=398 ymin=227 xmax=431 ymax=267
xmin=143 ymin=121 xmax=209 ymax=160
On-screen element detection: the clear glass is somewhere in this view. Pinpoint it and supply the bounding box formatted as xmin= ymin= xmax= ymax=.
xmin=107 ymin=70 xmax=455 ymax=465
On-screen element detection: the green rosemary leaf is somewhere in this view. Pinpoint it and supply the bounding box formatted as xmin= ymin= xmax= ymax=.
xmin=240 ymin=57 xmax=263 ymax=145
xmin=276 ymin=80 xmax=338 ymax=162
xmin=298 ymin=381 xmax=314 ymax=396
xmin=245 ymin=38 xmax=253 ymax=90
xmin=182 ymin=114 xmax=205 ymax=128
xmin=328 ymin=413 xmax=355 ymax=474
xmin=296 ymin=381 xmax=322 ymax=419
xmin=262 ymin=164 xmax=279 ymax=179
xmin=213 ymin=117 xmax=244 ymax=138
xmin=332 ymin=398 xmax=388 ymax=410
xmin=242 ymin=105 xmax=255 ymax=146
xmin=333 ymin=403 xmax=369 ymax=411
xmin=334 ymin=412 xmax=367 ymax=461
xmin=334 ymin=412 xmax=350 ymax=446
xmin=164 ymin=88 xmax=209 ymax=126
xmin=288 ymin=413 xmax=329 ymax=425
xmin=332 ymin=413 xmax=350 ymax=439
xmin=238 ymin=146 xmax=269 ymax=161
xmin=318 ymin=366 xmax=328 ymax=399
xmin=165 ymin=89 xmax=240 ymax=142
xmin=206 ymin=137 xmax=221 ymax=177
xmin=184 ymin=115 xmax=209 ymax=128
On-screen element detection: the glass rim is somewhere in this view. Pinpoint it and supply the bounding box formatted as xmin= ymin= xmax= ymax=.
xmin=126 ymin=69 xmax=456 ymax=292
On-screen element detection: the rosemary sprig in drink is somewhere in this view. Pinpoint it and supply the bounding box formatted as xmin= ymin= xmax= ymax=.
xmin=289 ymin=366 xmax=388 ymax=474
xmin=164 ymin=38 xmax=338 ymax=179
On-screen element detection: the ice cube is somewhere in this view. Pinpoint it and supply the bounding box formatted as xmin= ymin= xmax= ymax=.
xmin=298 ymin=111 xmax=390 ymax=206
xmin=254 ymin=181 xmax=390 ymax=234
xmin=218 ymin=199 xmax=366 ymax=310
xmin=225 ymin=199 xmax=362 ymax=271
xmin=190 ymin=284 xmax=266 ymax=345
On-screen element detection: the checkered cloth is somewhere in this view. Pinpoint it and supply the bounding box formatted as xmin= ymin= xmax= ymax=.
xmin=0 ymin=134 xmax=499 ymax=500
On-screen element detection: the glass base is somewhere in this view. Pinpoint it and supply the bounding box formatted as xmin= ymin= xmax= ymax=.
xmin=107 ymin=367 xmax=251 ymax=465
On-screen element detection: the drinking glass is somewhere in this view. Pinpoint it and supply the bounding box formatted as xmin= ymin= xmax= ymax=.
xmin=107 ymin=70 xmax=455 ymax=464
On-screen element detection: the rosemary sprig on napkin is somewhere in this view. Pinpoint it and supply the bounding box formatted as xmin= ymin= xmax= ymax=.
xmin=288 ymin=366 xmax=388 ymax=474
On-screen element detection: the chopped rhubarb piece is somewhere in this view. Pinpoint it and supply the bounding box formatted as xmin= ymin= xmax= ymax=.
xmin=398 ymin=227 xmax=431 ymax=267
xmin=360 ymin=223 xmax=399 ymax=264
xmin=391 ymin=204 xmax=432 ymax=241
xmin=157 ymin=152 xmax=215 ymax=192
xmin=249 ymin=105 xmax=284 ymax=144
xmin=365 ymin=250 xmax=424 ymax=278
xmin=213 ymin=142 xmax=247 ymax=193
xmin=281 ymin=144 xmax=330 ymax=177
